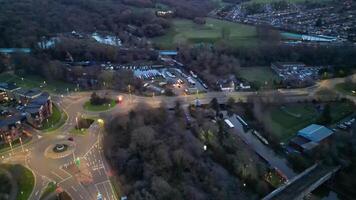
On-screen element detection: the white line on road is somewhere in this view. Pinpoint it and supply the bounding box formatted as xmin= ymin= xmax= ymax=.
xmin=51 ymin=171 xmax=65 ymax=180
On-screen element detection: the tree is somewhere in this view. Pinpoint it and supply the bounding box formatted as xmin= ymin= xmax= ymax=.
xmin=210 ymin=98 xmax=220 ymax=115
xmin=317 ymin=104 xmax=331 ymax=125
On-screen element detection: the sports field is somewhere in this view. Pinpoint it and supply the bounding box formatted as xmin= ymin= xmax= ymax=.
xmin=152 ymin=18 xmax=257 ymax=49
xmin=238 ymin=67 xmax=281 ymax=89
xmin=265 ymin=101 xmax=355 ymax=142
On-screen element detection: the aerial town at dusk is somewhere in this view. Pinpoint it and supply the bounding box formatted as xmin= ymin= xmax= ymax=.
xmin=0 ymin=0 xmax=355 ymax=200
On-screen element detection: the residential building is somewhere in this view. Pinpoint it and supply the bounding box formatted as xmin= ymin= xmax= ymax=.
xmin=0 ymin=82 xmax=21 ymax=101
xmin=0 ymin=114 xmax=27 ymax=144
xmin=14 ymin=88 xmax=42 ymax=104
xmin=24 ymin=92 xmax=52 ymax=128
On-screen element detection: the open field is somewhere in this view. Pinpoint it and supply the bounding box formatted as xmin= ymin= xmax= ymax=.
xmin=0 ymin=164 xmax=34 ymax=200
xmin=0 ymin=72 xmax=76 ymax=94
xmin=238 ymin=67 xmax=281 ymax=89
xmin=335 ymin=82 xmax=356 ymax=96
xmin=266 ymin=101 xmax=355 ymax=142
xmin=152 ymin=18 xmax=257 ymax=49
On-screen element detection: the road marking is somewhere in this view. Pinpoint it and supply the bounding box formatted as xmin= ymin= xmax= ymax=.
xmin=103 ymin=182 xmax=110 ymax=200
xmin=60 ymin=167 xmax=72 ymax=178
xmin=71 ymin=186 xmax=77 ymax=192
xmin=51 ymin=171 xmax=65 ymax=180
xmin=58 ymin=175 xmax=72 ymax=184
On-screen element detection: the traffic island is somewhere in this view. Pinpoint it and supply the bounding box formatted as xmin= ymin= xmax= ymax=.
xmin=83 ymin=92 xmax=116 ymax=112
xmin=70 ymin=117 xmax=95 ymax=135
xmin=83 ymin=100 xmax=116 ymax=112
xmin=44 ymin=141 xmax=75 ymax=159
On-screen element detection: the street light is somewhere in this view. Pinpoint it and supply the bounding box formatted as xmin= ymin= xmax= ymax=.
xmin=97 ymin=119 xmax=104 ymax=127
xmin=19 ymin=137 xmax=24 ymax=153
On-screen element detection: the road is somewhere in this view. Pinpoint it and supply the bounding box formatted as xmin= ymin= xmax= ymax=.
xmin=226 ymin=113 xmax=297 ymax=179
xmin=0 ymin=74 xmax=354 ymax=199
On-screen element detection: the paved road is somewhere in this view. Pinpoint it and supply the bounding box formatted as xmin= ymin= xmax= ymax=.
xmin=226 ymin=113 xmax=297 ymax=179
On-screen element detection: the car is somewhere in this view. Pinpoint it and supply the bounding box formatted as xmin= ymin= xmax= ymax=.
xmin=68 ymin=137 xmax=74 ymax=141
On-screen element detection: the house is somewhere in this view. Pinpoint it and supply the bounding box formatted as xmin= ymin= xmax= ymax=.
xmin=0 ymin=82 xmax=21 ymax=101
xmin=156 ymin=10 xmax=174 ymax=18
xmin=24 ymin=92 xmax=52 ymax=128
xmin=217 ymin=76 xmax=236 ymax=92
xmin=0 ymin=114 xmax=27 ymax=144
xmin=289 ymin=124 xmax=334 ymax=152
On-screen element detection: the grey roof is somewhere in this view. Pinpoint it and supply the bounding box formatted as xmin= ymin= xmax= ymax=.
xmin=298 ymin=124 xmax=333 ymax=143
xmin=15 ymin=88 xmax=42 ymax=98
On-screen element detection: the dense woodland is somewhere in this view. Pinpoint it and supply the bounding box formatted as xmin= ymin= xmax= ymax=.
xmin=104 ymin=103 xmax=270 ymax=200
xmin=0 ymin=0 xmax=217 ymax=47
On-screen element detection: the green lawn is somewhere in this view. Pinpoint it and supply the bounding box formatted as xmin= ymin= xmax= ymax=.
xmin=152 ymin=18 xmax=257 ymax=49
xmin=40 ymin=104 xmax=67 ymax=132
xmin=238 ymin=67 xmax=281 ymax=89
xmin=266 ymin=101 xmax=355 ymax=142
xmin=0 ymin=72 xmax=76 ymax=94
xmin=0 ymin=164 xmax=35 ymax=200
xmin=83 ymin=100 xmax=116 ymax=112
xmin=244 ymin=0 xmax=331 ymax=4
xmin=335 ymin=82 xmax=356 ymax=96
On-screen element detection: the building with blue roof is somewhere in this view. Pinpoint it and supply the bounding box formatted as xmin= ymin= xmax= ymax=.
xmin=158 ymin=50 xmax=178 ymax=56
xmin=289 ymin=124 xmax=333 ymax=152
xmin=297 ymin=124 xmax=333 ymax=143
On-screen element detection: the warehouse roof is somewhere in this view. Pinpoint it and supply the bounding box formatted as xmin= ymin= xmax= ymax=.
xmin=298 ymin=124 xmax=333 ymax=143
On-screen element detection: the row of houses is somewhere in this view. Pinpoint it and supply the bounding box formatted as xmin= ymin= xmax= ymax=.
xmin=0 ymin=83 xmax=52 ymax=144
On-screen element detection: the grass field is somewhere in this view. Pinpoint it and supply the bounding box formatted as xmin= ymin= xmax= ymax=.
xmin=244 ymin=0 xmax=331 ymax=4
xmin=238 ymin=67 xmax=281 ymax=89
xmin=335 ymin=82 xmax=356 ymax=96
xmin=40 ymin=104 xmax=67 ymax=132
xmin=266 ymin=101 xmax=355 ymax=142
xmin=0 ymin=164 xmax=34 ymax=200
xmin=0 ymin=72 xmax=76 ymax=94
xmin=83 ymin=100 xmax=116 ymax=112
xmin=152 ymin=18 xmax=257 ymax=49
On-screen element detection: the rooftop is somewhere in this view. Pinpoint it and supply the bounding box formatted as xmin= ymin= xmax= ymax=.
xmin=0 ymin=114 xmax=26 ymax=128
xmin=158 ymin=50 xmax=178 ymax=56
xmin=0 ymin=82 xmax=21 ymax=91
xmin=272 ymin=62 xmax=306 ymax=69
xmin=298 ymin=124 xmax=333 ymax=143
xmin=15 ymin=88 xmax=42 ymax=99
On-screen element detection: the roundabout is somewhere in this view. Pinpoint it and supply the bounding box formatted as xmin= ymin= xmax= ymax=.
xmin=44 ymin=141 xmax=76 ymax=159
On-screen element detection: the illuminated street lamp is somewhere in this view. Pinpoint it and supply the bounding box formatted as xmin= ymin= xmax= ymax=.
xmin=19 ymin=137 xmax=24 ymax=153
xmin=75 ymin=116 xmax=79 ymax=129
xmin=97 ymin=119 xmax=104 ymax=127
